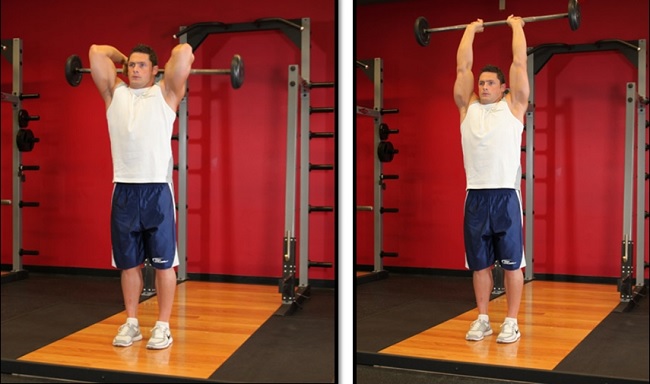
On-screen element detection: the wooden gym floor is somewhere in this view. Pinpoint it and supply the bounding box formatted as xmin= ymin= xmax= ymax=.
xmin=356 ymin=273 xmax=649 ymax=384
xmin=1 ymin=272 xmax=335 ymax=383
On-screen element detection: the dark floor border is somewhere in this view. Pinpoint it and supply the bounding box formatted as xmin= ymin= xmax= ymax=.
xmin=0 ymin=270 xmax=29 ymax=284
xmin=355 ymin=270 xmax=389 ymax=285
xmin=356 ymin=351 xmax=647 ymax=384
xmin=0 ymin=265 xmax=120 ymax=278
xmin=355 ymin=265 xmax=471 ymax=278
xmin=0 ymin=265 xmax=335 ymax=289
xmin=1 ymin=359 xmax=223 ymax=383
xmin=354 ymin=265 xmax=644 ymax=286
xmin=188 ymin=273 xmax=336 ymax=289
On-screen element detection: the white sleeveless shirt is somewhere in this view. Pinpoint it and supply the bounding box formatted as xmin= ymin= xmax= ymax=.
xmin=107 ymin=84 xmax=176 ymax=183
xmin=460 ymin=99 xmax=523 ymax=190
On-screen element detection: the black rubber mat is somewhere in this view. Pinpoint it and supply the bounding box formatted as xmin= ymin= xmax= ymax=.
xmin=356 ymin=365 xmax=529 ymax=384
xmin=1 ymin=274 xmax=125 ymax=359
xmin=555 ymin=292 xmax=649 ymax=381
xmin=356 ymin=274 xmax=477 ymax=351
xmin=211 ymin=288 xmax=336 ymax=383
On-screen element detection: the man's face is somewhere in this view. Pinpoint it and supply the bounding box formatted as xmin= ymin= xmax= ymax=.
xmin=127 ymin=52 xmax=158 ymax=89
xmin=477 ymin=72 xmax=505 ymax=104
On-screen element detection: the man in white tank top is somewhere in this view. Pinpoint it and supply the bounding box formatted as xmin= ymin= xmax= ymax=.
xmin=453 ymin=15 xmax=530 ymax=344
xmin=89 ymin=42 xmax=194 ymax=349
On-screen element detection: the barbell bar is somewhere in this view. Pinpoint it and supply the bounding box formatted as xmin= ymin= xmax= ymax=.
xmin=414 ymin=0 xmax=581 ymax=47
xmin=65 ymin=54 xmax=244 ymax=89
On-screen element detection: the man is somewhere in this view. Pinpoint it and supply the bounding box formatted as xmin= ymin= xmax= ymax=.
xmin=89 ymin=42 xmax=194 ymax=349
xmin=453 ymin=15 xmax=529 ymax=344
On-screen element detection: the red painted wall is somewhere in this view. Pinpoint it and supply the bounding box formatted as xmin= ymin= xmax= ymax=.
xmin=1 ymin=1 xmax=335 ymax=280
xmin=356 ymin=0 xmax=649 ymax=278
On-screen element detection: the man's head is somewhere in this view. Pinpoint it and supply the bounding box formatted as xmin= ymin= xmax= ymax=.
xmin=477 ymin=65 xmax=506 ymax=104
xmin=126 ymin=44 xmax=159 ymax=89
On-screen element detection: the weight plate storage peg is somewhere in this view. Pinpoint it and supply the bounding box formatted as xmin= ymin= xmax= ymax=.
xmin=16 ymin=129 xmax=39 ymax=152
xmin=377 ymin=141 xmax=398 ymax=162
xmin=379 ymin=123 xmax=399 ymax=141
xmin=18 ymin=109 xmax=39 ymax=128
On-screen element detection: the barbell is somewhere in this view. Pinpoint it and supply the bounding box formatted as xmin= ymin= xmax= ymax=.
xmin=65 ymin=54 xmax=245 ymax=89
xmin=414 ymin=0 xmax=581 ymax=47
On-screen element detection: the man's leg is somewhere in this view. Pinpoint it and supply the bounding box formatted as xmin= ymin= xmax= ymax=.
xmin=466 ymin=266 xmax=495 ymax=341
xmin=473 ymin=267 xmax=493 ymax=315
xmin=496 ymin=268 xmax=523 ymax=343
xmin=113 ymin=266 xmax=144 ymax=347
xmin=503 ymin=268 xmax=523 ymax=318
xmin=121 ymin=266 xmax=143 ymax=318
xmin=146 ymin=267 xmax=176 ymax=349
xmin=155 ymin=267 xmax=177 ymax=322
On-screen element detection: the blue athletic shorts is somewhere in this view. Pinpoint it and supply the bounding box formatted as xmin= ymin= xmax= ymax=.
xmin=110 ymin=183 xmax=178 ymax=270
xmin=463 ymin=189 xmax=524 ymax=271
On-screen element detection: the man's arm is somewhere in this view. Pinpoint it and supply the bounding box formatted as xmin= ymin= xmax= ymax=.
xmin=505 ymin=15 xmax=529 ymax=122
xmin=160 ymin=43 xmax=194 ymax=110
xmin=453 ymin=19 xmax=483 ymax=120
xmin=89 ymin=45 xmax=127 ymax=108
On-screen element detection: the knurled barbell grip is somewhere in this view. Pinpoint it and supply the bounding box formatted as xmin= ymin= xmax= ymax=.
xmin=426 ymin=12 xmax=569 ymax=33
xmin=76 ymin=68 xmax=230 ymax=75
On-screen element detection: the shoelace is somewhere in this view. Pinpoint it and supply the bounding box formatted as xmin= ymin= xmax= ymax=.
xmin=118 ymin=324 xmax=137 ymax=335
xmin=151 ymin=326 xmax=168 ymax=339
xmin=470 ymin=320 xmax=487 ymax=330
xmin=501 ymin=322 xmax=516 ymax=334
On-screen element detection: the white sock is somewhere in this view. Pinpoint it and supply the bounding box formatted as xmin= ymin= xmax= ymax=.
xmin=155 ymin=321 xmax=170 ymax=329
xmin=126 ymin=317 xmax=139 ymax=327
xmin=478 ymin=314 xmax=489 ymax=322
xmin=504 ymin=317 xmax=518 ymax=324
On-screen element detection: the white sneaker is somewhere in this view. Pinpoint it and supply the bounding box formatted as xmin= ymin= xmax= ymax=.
xmin=113 ymin=323 xmax=142 ymax=347
xmin=146 ymin=325 xmax=173 ymax=350
xmin=466 ymin=319 xmax=493 ymax=341
xmin=497 ymin=320 xmax=521 ymax=343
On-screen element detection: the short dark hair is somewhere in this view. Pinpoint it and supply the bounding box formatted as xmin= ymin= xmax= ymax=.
xmin=129 ymin=44 xmax=158 ymax=66
xmin=480 ymin=65 xmax=505 ymax=85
